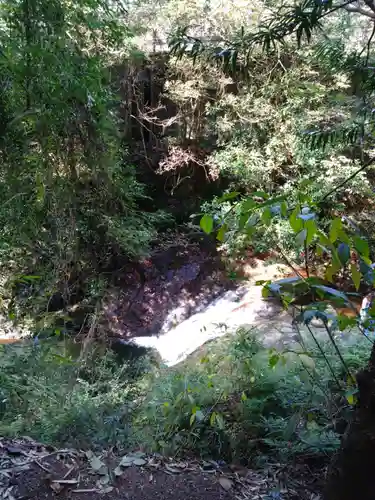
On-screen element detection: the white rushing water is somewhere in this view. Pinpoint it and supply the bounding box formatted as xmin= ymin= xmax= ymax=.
xmin=132 ymin=262 xmax=293 ymax=366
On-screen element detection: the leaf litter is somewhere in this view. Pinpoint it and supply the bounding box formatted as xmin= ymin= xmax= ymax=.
xmin=0 ymin=438 xmax=323 ymax=499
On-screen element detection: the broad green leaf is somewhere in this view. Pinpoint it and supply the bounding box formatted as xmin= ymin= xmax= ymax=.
xmin=200 ymin=214 xmax=213 ymax=234
xmin=210 ymin=412 xmax=216 ymax=426
xmin=299 ymin=354 xmax=315 ymax=371
xmin=252 ymin=190 xmax=269 ymax=199
xmin=296 ymin=229 xmax=307 ymax=246
xmin=289 ymin=205 xmax=303 ymax=233
xmin=329 ymin=218 xmax=342 ymax=243
xmin=325 ymin=261 xmax=341 ymax=282
xmin=259 ymin=195 xmax=288 ymax=208
xmin=337 ymin=243 xmax=350 ymax=265
xmin=261 ymin=206 xmax=272 ymax=225
xmin=241 ymin=391 xmax=247 ymax=401
xmin=345 ymin=388 xmax=358 ymax=406
xmin=336 ymin=314 xmax=357 ymax=331
xmin=305 ymin=219 xmax=317 ymax=246
xmin=217 ymin=192 xmax=240 ymax=202
xmin=280 ymin=201 xmax=287 ymax=217
xmin=312 ymin=285 xmax=350 ymax=303
xmin=217 ymin=224 xmax=227 ymax=242
xmin=283 ymin=413 xmax=300 ymax=440
xmin=241 ymin=198 xmax=256 ymax=212
xmin=316 ymin=244 xmax=329 ymax=257
xmin=317 ymin=231 xmax=331 ymax=247
xmin=338 ymin=229 xmax=350 ymax=244
xmin=346 ymin=394 xmax=355 ymax=405
xmin=269 ymin=353 xmax=279 ymax=369
xmin=353 ymin=236 xmax=370 ymax=258
xmin=190 ymin=413 xmax=196 ymax=426
xmin=215 ymin=413 xmax=225 ymax=430
xmin=350 ymin=264 xmax=361 ymax=291
xmin=239 ymin=213 xmax=249 ymax=229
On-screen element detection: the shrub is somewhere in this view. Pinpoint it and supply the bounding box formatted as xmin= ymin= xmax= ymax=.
xmin=0 ymin=340 xmax=154 ymax=448
xmin=134 ymin=328 xmax=369 ymax=464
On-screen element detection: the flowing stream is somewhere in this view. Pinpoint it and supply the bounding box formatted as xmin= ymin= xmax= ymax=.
xmin=131 ymin=261 xmax=296 ymax=366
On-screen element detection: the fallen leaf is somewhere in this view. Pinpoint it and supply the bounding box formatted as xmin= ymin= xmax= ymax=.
xmin=72 ymin=489 xmax=98 ymax=494
xmin=5 ymin=446 xmax=24 ymax=456
xmin=219 ymin=477 xmax=233 ymax=491
xmin=165 ymin=465 xmax=181 ymax=474
xmin=97 ymin=466 xmax=109 ymax=476
xmin=113 ymin=466 xmax=124 ymax=477
xmin=89 ymin=454 xmax=106 ymax=472
xmin=98 ymin=486 xmax=113 ymax=494
xmin=119 ymin=456 xmax=134 ymax=467
xmin=99 ymin=475 xmax=110 ymax=486
xmin=51 ymin=480 xmax=79 ymax=485
xmin=49 ymin=482 xmax=63 ymax=494
xmin=133 ymin=458 xmax=146 ymax=466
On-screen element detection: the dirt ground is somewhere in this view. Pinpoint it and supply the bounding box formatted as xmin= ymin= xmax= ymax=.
xmin=0 ymin=438 xmax=323 ymax=500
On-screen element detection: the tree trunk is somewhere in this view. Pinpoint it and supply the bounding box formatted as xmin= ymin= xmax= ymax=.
xmin=324 ymin=343 xmax=375 ymax=500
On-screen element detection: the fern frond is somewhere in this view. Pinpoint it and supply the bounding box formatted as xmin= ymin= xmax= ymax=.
xmin=302 ymin=121 xmax=365 ymax=149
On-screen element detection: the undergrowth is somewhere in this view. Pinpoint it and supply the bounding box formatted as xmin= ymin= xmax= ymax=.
xmin=0 ymin=340 xmax=154 ymax=448
xmin=0 ymin=329 xmax=369 ymax=465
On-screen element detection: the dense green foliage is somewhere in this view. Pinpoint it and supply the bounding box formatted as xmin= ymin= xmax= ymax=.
xmin=2 ymin=0 xmax=375 ymax=493
xmin=0 ymin=0 xmax=165 ymax=323
xmin=0 ymin=330 xmax=369 ymax=463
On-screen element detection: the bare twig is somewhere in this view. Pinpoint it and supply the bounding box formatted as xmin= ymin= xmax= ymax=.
xmin=34 ymin=461 xmax=52 ymax=473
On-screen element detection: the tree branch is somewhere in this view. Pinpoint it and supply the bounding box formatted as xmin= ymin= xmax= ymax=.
xmin=320 ymin=157 xmax=375 ymax=202
xmin=344 ymin=4 xmax=375 ymax=18
xmin=363 ymin=0 xmax=375 ymax=14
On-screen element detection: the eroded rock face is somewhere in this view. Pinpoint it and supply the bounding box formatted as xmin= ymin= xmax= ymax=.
xmin=102 ymin=238 xmax=232 ymax=339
